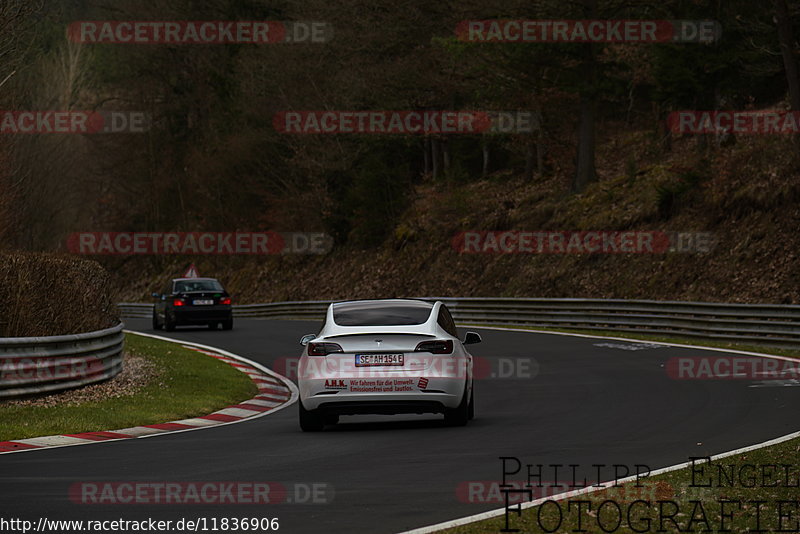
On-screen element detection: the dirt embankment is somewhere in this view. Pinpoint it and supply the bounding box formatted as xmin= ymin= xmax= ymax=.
xmin=107 ymin=132 xmax=800 ymax=306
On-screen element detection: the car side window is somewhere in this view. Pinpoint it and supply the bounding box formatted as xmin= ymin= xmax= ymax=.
xmin=437 ymin=306 xmax=458 ymax=338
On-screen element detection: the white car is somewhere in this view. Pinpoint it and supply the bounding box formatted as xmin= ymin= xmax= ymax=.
xmin=296 ymin=299 xmax=481 ymax=431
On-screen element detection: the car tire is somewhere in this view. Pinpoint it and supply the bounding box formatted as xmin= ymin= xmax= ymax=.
xmin=324 ymin=414 xmax=339 ymax=426
xmin=299 ymin=402 xmax=324 ymax=432
xmin=208 ymin=322 xmax=218 ymax=330
xmin=444 ymin=384 xmax=470 ymax=427
xmin=164 ymin=313 xmax=176 ymax=332
xmin=222 ymin=318 xmax=233 ymax=331
xmin=468 ymin=386 xmax=475 ymax=420
xmin=152 ymin=310 xmax=161 ymax=330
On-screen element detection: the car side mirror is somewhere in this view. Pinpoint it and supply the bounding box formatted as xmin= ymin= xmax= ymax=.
xmin=151 ymin=292 xmax=160 ymax=298
xmin=463 ymin=332 xmax=482 ymax=345
xmin=300 ymin=333 xmax=316 ymax=346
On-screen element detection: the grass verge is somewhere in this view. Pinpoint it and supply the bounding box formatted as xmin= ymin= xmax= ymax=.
xmin=0 ymin=333 xmax=258 ymax=441
xmin=440 ymin=326 xmax=800 ymax=534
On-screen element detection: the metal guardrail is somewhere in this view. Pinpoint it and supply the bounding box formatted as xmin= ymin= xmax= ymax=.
xmin=118 ymin=301 xmax=332 ymax=321
xmin=0 ymin=323 xmax=125 ymax=398
xmin=118 ymin=299 xmax=800 ymax=348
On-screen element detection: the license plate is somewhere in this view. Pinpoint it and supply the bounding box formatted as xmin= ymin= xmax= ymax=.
xmin=355 ymin=354 xmax=404 ymax=367
xmin=193 ymin=299 xmax=214 ymax=305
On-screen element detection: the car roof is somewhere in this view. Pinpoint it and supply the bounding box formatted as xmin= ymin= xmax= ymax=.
xmin=172 ymin=277 xmax=219 ymax=282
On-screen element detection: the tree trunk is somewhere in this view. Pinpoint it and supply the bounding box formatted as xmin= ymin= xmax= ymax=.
xmin=482 ymin=141 xmax=490 ymax=177
xmin=524 ymin=139 xmax=534 ymax=181
xmin=537 ymin=139 xmax=544 ymax=176
xmin=573 ymin=0 xmax=599 ymax=193
xmin=654 ymin=103 xmax=672 ymax=153
xmin=442 ymin=137 xmax=450 ymax=174
xmin=775 ymin=0 xmax=800 ymax=111
xmin=423 ymin=137 xmax=431 ymax=175
xmin=431 ymin=137 xmax=440 ymax=181
xmin=536 ymin=107 xmax=545 ymax=176
xmin=574 ymin=92 xmax=597 ymax=192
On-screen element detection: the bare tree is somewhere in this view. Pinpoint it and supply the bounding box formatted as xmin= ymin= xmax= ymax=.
xmin=0 ymin=1 xmax=44 ymax=248
xmin=0 ymin=1 xmax=43 ymax=91
xmin=774 ymin=0 xmax=800 ymax=111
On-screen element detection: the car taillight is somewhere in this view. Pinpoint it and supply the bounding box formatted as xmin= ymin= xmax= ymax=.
xmin=219 ymin=297 xmax=231 ymax=305
xmin=307 ymin=342 xmax=343 ymax=356
xmin=173 ymin=298 xmax=185 ymax=307
xmin=414 ymin=340 xmax=454 ymax=354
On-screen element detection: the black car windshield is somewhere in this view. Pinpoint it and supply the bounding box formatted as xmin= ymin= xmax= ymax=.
xmin=333 ymin=301 xmax=433 ymax=326
xmin=174 ymin=280 xmax=224 ymax=293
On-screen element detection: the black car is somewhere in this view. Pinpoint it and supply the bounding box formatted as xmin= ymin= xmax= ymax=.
xmin=151 ymin=278 xmax=233 ymax=331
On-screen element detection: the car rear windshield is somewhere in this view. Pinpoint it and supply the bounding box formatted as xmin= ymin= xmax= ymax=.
xmin=333 ymin=302 xmax=433 ymax=326
xmin=174 ymin=280 xmax=224 ymax=292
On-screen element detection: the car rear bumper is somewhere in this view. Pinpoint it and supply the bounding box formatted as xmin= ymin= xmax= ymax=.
xmin=313 ymin=399 xmax=450 ymax=415
xmin=297 ymin=352 xmax=471 ymax=412
xmin=300 ymin=383 xmax=464 ymax=412
xmin=173 ymin=307 xmax=232 ymax=325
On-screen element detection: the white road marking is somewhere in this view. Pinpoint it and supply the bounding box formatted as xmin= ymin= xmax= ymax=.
xmin=13 ymin=435 xmax=96 ymax=447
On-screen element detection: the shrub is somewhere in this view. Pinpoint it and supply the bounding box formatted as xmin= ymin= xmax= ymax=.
xmin=0 ymin=253 xmax=118 ymax=337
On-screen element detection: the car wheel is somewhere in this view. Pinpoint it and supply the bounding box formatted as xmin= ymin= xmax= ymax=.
xmin=444 ymin=384 xmax=470 ymax=427
xmin=468 ymin=386 xmax=475 ymax=420
xmin=324 ymin=414 xmax=339 ymax=425
xmin=299 ymin=402 xmax=324 ymax=432
xmin=152 ymin=309 xmax=161 ymax=330
xmin=222 ymin=318 xmax=233 ymax=330
xmin=164 ymin=312 xmax=176 ymax=332
xmin=208 ymin=322 xmax=218 ymax=330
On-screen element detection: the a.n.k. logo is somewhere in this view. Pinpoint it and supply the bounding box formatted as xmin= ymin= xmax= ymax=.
xmin=324 ymin=379 xmax=346 ymax=389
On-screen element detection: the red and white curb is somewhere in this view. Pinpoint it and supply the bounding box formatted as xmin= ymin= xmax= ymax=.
xmin=0 ymin=331 xmax=298 ymax=455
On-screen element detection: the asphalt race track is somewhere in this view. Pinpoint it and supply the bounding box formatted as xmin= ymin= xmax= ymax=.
xmin=2 ymin=318 xmax=799 ymax=533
